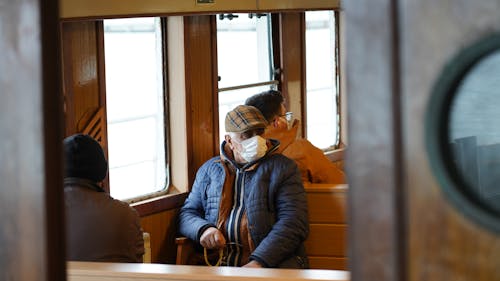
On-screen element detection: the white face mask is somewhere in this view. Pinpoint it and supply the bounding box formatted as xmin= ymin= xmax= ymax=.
xmin=238 ymin=135 xmax=267 ymax=163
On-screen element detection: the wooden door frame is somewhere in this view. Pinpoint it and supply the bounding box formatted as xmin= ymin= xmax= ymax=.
xmin=344 ymin=0 xmax=405 ymax=281
xmin=1 ymin=0 xmax=66 ymax=280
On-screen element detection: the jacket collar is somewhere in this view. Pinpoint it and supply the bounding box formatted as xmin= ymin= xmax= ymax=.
xmin=64 ymin=177 xmax=105 ymax=193
xmin=262 ymin=120 xmax=300 ymax=154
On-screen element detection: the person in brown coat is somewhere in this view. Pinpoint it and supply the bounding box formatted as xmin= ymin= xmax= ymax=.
xmin=63 ymin=133 xmax=144 ymax=262
xmin=246 ymin=90 xmax=345 ymax=184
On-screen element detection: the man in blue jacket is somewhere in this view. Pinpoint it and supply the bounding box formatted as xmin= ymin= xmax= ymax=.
xmin=179 ymin=105 xmax=309 ymax=268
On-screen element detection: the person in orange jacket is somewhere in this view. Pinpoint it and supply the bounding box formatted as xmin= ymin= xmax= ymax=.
xmin=246 ymin=90 xmax=345 ymax=184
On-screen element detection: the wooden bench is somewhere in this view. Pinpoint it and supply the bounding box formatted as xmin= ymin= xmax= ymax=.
xmin=304 ymin=183 xmax=348 ymax=270
xmin=67 ymin=261 xmax=350 ymax=281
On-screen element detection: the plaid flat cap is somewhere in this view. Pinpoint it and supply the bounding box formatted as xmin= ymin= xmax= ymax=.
xmin=225 ymin=105 xmax=268 ymax=133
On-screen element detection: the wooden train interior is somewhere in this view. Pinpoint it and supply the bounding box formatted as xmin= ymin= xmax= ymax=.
xmin=59 ymin=0 xmax=349 ymax=271
xmin=3 ymin=0 xmax=500 ymax=281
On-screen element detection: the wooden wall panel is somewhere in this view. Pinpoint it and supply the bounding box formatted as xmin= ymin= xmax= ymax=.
xmin=61 ymin=21 xmax=103 ymax=136
xmin=140 ymin=209 xmax=180 ymax=264
xmin=43 ymin=1 xmax=67 ymax=279
xmin=183 ymin=16 xmax=219 ymax=188
xmin=346 ymin=0 xmax=500 ymax=280
xmin=259 ymin=0 xmax=340 ymax=11
xmin=279 ymin=13 xmax=306 ymax=135
xmin=400 ymin=1 xmax=500 ymax=280
xmin=61 ymin=20 xmax=109 ymax=191
xmin=59 ymin=0 xmax=341 ymax=20
xmin=60 ymin=0 xmax=257 ymax=20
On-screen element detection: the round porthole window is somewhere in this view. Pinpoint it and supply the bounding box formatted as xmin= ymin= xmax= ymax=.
xmin=427 ymin=34 xmax=500 ymax=232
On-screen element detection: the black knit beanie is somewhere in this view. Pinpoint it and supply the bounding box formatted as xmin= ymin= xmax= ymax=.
xmin=63 ymin=134 xmax=108 ymax=182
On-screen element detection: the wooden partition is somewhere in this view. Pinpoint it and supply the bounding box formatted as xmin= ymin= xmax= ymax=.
xmin=139 ymin=208 xmax=181 ymax=263
xmin=1 ymin=0 xmax=65 ymax=279
xmin=67 ymin=261 xmax=350 ymax=281
xmin=304 ymin=184 xmax=348 ymax=270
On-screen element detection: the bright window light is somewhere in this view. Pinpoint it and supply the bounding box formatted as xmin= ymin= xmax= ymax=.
xmin=104 ymin=17 xmax=167 ymax=201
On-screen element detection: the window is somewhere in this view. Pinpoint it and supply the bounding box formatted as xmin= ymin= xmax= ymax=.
xmin=103 ymin=17 xmax=168 ymax=201
xmin=305 ymin=11 xmax=340 ymax=149
xmin=217 ymin=13 xmax=277 ymax=141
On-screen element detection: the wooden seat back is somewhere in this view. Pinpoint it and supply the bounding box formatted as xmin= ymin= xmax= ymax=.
xmin=304 ymin=183 xmax=348 ymax=270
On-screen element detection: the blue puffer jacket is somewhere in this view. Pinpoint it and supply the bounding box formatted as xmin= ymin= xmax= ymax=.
xmin=178 ymin=140 xmax=309 ymax=268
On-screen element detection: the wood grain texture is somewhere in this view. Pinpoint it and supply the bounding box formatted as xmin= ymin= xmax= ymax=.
xmin=401 ymin=1 xmax=500 ymax=280
xmin=258 ymin=0 xmax=339 ymax=11
xmin=305 ymin=185 xmax=348 ymax=270
xmin=60 ymin=0 xmax=257 ymax=20
xmin=279 ymin=13 xmax=306 ymax=135
xmin=61 ymin=21 xmax=102 ymax=136
xmin=61 ymin=21 xmax=109 ymax=191
xmin=67 ymin=261 xmax=350 ymax=281
xmin=306 ymin=185 xmax=347 ymax=224
xmin=305 ymin=224 xmax=346 ymax=257
xmin=59 ymin=0 xmax=340 ymax=20
xmin=184 ymin=16 xmax=219 ymax=188
xmin=308 ymin=257 xmax=347 ymax=271
xmin=140 ymin=208 xmax=180 ymax=264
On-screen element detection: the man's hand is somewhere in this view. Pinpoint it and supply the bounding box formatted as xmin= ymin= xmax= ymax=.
xmin=199 ymin=227 xmax=226 ymax=249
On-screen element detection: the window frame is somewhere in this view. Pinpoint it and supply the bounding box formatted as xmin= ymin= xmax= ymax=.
xmin=303 ymin=9 xmax=342 ymax=151
xmin=216 ymin=12 xmax=280 ymax=144
xmin=102 ymin=17 xmax=171 ymax=204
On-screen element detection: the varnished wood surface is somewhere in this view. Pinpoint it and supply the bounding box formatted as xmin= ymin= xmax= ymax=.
xmin=305 ymin=184 xmax=348 ymax=270
xmin=183 ymin=16 xmax=219 ymax=187
xmin=279 ymin=13 xmax=306 ymax=134
xmin=305 ymin=184 xmax=347 ymax=223
xmin=67 ymin=261 xmax=350 ymax=281
xmin=59 ymin=0 xmax=340 ymax=20
xmin=308 ymin=257 xmax=347 ymax=271
xmin=344 ymin=0 xmax=402 ymax=280
xmin=43 ymin=0 xmax=67 ymax=279
xmin=60 ymin=0 xmax=257 ymax=20
xmin=401 ymin=1 xmax=500 ymax=281
xmin=345 ymin=0 xmax=500 ymax=280
xmin=61 ymin=21 xmax=102 ymax=136
xmin=305 ymin=224 xmax=346 ymax=256
xmin=140 ymin=208 xmax=181 ymax=264
xmin=61 ymin=21 xmax=110 ymax=191
xmin=258 ymin=0 xmax=340 ymax=11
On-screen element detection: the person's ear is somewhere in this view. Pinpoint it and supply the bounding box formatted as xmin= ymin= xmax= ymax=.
xmin=225 ymin=135 xmax=234 ymax=149
xmin=272 ymin=117 xmax=280 ymax=128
